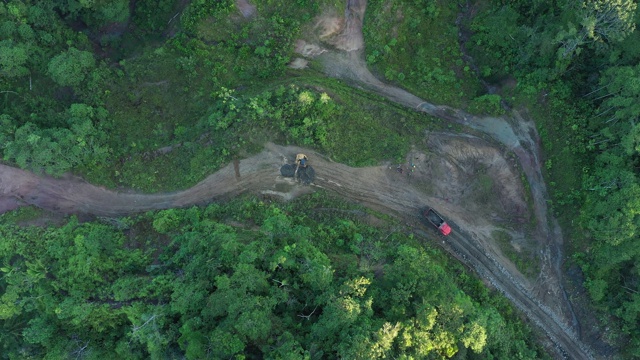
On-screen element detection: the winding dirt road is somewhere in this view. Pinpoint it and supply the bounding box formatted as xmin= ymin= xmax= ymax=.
xmin=0 ymin=140 xmax=590 ymax=359
xmin=0 ymin=0 xmax=599 ymax=359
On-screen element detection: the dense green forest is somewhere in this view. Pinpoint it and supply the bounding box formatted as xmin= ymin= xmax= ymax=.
xmin=2 ymin=0 xmax=640 ymax=358
xmin=459 ymin=0 xmax=640 ymax=356
xmin=0 ymin=196 xmax=548 ymax=359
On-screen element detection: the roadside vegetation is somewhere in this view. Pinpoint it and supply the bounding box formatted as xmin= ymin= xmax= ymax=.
xmin=2 ymin=0 xmax=640 ymax=358
xmin=492 ymin=229 xmax=539 ymax=278
xmin=0 ymin=0 xmax=546 ymax=358
xmin=363 ymin=0 xmax=484 ymax=109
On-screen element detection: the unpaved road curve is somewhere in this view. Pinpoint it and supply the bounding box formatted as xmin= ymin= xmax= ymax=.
xmin=311 ymin=146 xmax=592 ymax=360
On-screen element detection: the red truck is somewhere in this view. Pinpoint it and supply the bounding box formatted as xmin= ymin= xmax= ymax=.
xmin=423 ymin=208 xmax=451 ymax=236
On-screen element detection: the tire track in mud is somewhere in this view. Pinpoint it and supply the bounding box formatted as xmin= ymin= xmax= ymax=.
xmin=310 ymin=155 xmax=592 ymax=359
xmin=445 ymin=230 xmax=578 ymax=360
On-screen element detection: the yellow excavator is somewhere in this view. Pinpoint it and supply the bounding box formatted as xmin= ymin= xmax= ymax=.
xmin=280 ymin=153 xmax=315 ymax=184
xmin=294 ymin=153 xmax=308 ymax=179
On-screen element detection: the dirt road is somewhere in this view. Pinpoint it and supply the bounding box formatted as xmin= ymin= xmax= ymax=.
xmin=0 ymin=139 xmax=591 ymax=359
xmin=0 ymin=0 xmax=597 ymax=358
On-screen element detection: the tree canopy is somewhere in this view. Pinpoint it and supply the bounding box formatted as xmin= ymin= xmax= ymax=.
xmin=0 ymin=198 xmax=548 ymax=359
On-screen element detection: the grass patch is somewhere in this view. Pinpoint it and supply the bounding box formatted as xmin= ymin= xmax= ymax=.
xmin=86 ymin=45 xmax=226 ymax=191
xmin=73 ymin=0 xmax=450 ymax=193
xmin=472 ymin=172 xmax=494 ymax=205
xmin=363 ymin=0 xmax=484 ymax=107
xmin=492 ymin=229 xmax=539 ymax=278
xmin=95 ymin=63 xmax=445 ymax=192
xmin=0 ymin=206 xmax=48 ymax=225
xmin=290 ymin=75 xmax=446 ymax=165
xmin=528 ymin=88 xmax=589 ymax=253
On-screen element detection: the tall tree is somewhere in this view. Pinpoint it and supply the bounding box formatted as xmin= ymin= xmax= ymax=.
xmin=47 ymin=47 xmax=96 ymax=88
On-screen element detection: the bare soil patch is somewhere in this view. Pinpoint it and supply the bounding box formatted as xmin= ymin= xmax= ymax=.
xmin=235 ymin=0 xmax=256 ymax=18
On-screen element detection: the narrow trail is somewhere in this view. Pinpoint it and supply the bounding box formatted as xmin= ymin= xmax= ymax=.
xmin=0 ymin=0 xmax=597 ymax=359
